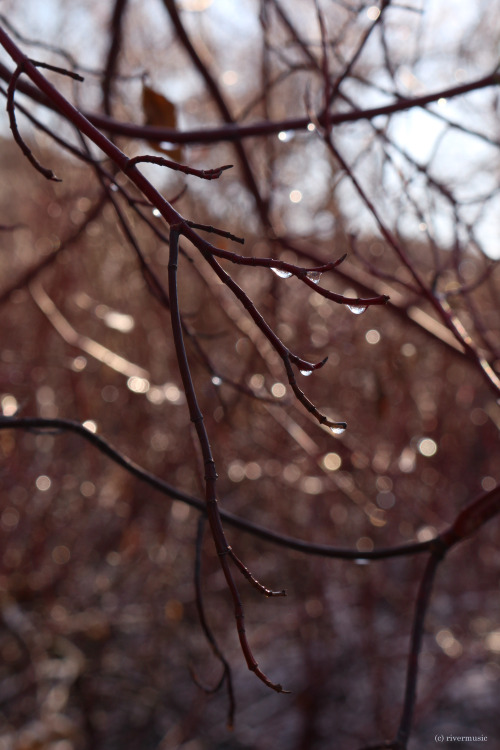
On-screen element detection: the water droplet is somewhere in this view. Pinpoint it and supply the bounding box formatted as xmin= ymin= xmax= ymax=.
xmin=110 ymin=183 xmax=119 ymax=192
xmin=330 ymin=424 xmax=346 ymax=435
xmin=355 ymin=558 xmax=370 ymax=566
xmin=300 ymin=369 xmax=313 ymax=377
xmin=306 ymin=271 xmax=322 ymax=284
xmin=211 ymin=376 xmax=223 ymax=386
xmin=347 ymin=304 xmax=367 ymax=315
xmin=152 ymin=208 xmax=161 ymax=217
xmin=271 ymin=267 xmax=292 ymax=279
xmin=127 ymin=376 xmax=150 ymax=394
xmin=278 ymin=130 xmax=295 ymax=142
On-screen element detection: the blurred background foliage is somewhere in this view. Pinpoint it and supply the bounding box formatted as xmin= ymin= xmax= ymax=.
xmin=0 ymin=1 xmax=499 ymax=748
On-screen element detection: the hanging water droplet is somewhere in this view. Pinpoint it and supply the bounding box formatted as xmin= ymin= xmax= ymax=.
xmin=211 ymin=376 xmax=223 ymax=386
xmin=300 ymin=369 xmax=313 ymax=377
xmin=347 ymin=304 xmax=367 ymax=315
xmin=306 ymin=271 xmax=322 ymax=284
xmin=271 ymin=267 xmax=293 ymax=279
xmin=330 ymin=424 xmax=347 ymax=435
xmin=152 ymin=208 xmax=161 ymax=217
xmin=110 ymin=183 xmax=119 ymax=192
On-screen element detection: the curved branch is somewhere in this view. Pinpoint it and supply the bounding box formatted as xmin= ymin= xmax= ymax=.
xmin=0 ymin=414 xmax=457 ymax=562
xmin=7 ymin=62 xmax=61 ymax=181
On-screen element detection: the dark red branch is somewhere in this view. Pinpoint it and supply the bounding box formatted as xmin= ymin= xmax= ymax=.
xmin=127 ymin=154 xmax=233 ymax=180
xmin=101 ymin=0 xmax=128 ymax=116
xmin=192 ymin=515 xmax=235 ymax=728
xmin=396 ymin=548 xmax=445 ymax=749
xmin=168 ymin=228 xmax=288 ymax=693
xmin=7 ymin=63 xmax=61 ymax=181
xmin=195 ymin=246 xmax=349 ymax=425
xmin=1 ymin=62 xmax=498 ymax=146
xmin=204 ymin=245 xmax=388 ymax=308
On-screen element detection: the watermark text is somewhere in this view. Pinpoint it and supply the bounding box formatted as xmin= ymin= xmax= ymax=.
xmin=435 ymin=735 xmax=488 ymax=743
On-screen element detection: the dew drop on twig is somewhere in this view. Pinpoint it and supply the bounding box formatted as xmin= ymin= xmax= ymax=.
xmin=211 ymin=376 xmax=223 ymax=386
xmin=330 ymin=424 xmax=346 ymax=435
xmin=299 ymin=369 xmax=313 ymax=377
xmin=347 ymin=304 xmax=367 ymax=315
xmin=271 ymin=267 xmax=293 ymax=279
xmin=306 ymin=271 xmax=322 ymax=284
xmin=152 ymin=208 xmax=161 ymax=217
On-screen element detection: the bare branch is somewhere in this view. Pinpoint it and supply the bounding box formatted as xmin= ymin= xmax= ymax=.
xmin=127 ymin=154 xmax=233 ymax=180
xmin=0 ymin=414 xmax=438 ymax=561
xmin=6 ymin=63 xmax=61 ymax=181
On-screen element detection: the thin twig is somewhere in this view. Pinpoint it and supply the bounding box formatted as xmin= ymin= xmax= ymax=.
xmin=192 ymin=515 xmax=235 ymax=729
xmin=194 ymin=243 xmax=388 ymax=308
xmin=229 ymin=548 xmax=287 ymax=598
xmin=396 ymin=546 xmax=446 ymax=748
xmin=7 ymin=63 xmax=61 ymax=181
xmin=127 ymin=154 xmax=233 ymax=180
xmin=186 ymin=220 xmax=244 ymax=245
xmin=197 ymin=248 xmax=349 ymax=427
xmin=101 ymin=0 xmax=128 ymax=115
xmin=28 ymin=58 xmax=84 ymax=81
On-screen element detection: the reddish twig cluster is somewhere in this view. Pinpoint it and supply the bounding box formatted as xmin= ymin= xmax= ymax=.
xmin=0 ymin=5 xmax=499 ymax=747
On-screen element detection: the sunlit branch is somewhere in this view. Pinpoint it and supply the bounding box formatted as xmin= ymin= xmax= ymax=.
xmin=325 ymin=136 xmax=500 ymax=397
xmin=29 ymin=281 xmax=150 ymax=380
xmin=0 ymin=194 xmax=107 ymax=307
